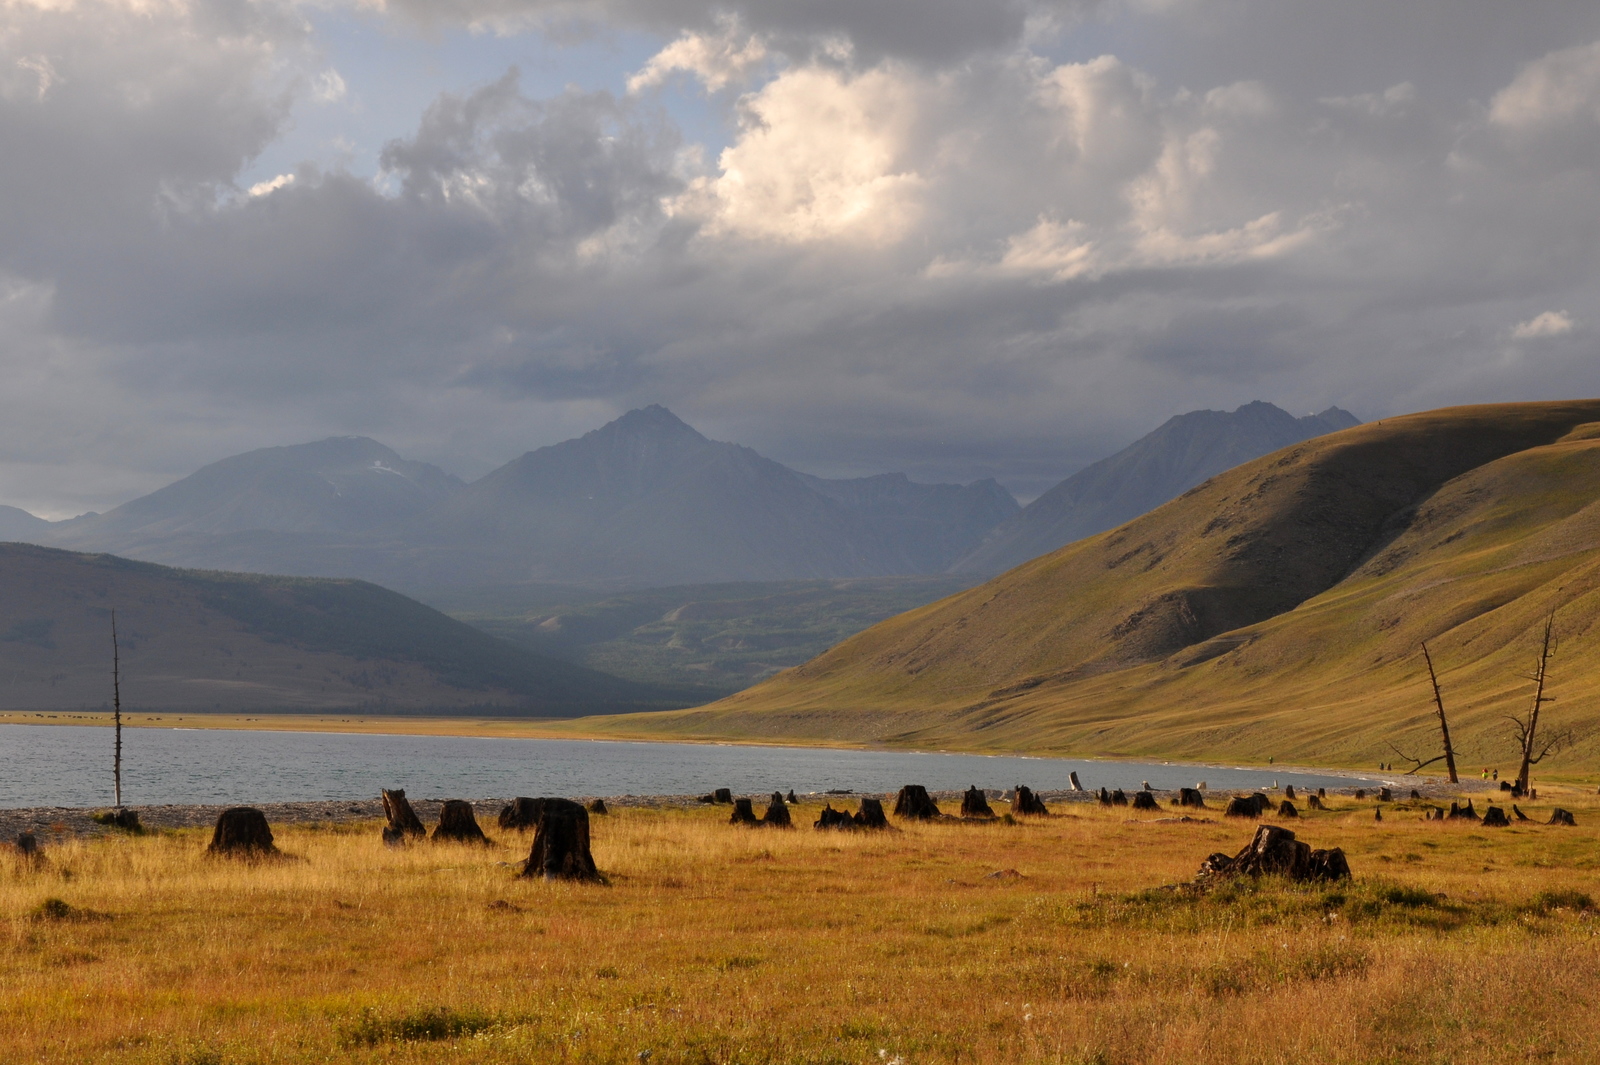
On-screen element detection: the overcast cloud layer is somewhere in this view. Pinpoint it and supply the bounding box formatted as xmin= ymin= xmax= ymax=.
xmin=2 ymin=0 xmax=1599 ymax=514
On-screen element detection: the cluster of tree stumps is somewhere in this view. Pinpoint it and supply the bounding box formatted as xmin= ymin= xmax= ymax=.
xmin=1196 ymin=825 xmax=1351 ymax=884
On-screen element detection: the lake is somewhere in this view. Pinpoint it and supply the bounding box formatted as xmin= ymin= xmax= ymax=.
xmin=0 ymin=723 xmax=1377 ymax=808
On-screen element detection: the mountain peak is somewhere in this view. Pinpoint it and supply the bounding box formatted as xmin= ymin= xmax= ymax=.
xmin=599 ymin=405 xmax=704 ymax=441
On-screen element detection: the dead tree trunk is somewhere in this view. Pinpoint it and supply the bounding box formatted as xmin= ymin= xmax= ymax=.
xmin=1513 ymin=613 xmax=1558 ymax=793
xmin=1011 ymin=785 xmax=1049 ymax=816
xmin=208 ymin=808 xmax=277 ymax=858
xmin=111 ymin=609 xmax=122 ymax=809
xmin=521 ymin=799 xmax=602 ymax=881
xmin=960 ymin=786 xmax=995 ymax=818
xmin=432 ymin=800 xmax=490 ymax=844
xmin=761 ymin=792 xmax=793 ymax=827
xmin=497 ymin=797 xmax=545 ymax=831
xmin=382 ymin=788 xmax=428 ymax=845
xmin=1421 ymin=641 xmax=1460 ymax=783
xmin=893 ymin=785 xmax=941 ymax=820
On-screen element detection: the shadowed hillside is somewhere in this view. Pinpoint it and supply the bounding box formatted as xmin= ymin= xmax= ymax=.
xmin=589 ymin=400 xmax=1600 ymax=775
xmin=0 ymin=544 xmax=685 ymax=716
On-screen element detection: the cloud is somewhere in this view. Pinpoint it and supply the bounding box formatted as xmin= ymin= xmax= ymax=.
xmin=627 ymin=15 xmax=767 ymax=94
xmin=1512 ymin=311 xmax=1577 ymax=340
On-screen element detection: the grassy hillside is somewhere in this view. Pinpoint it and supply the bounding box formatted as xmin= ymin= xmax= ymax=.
xmin=585 ymin=400 xmax=1600 ymax=776
xmin=428 ymin=576 xmax=981 ymax=698
xmin=0 ymin=544 xmax=686 ymax=716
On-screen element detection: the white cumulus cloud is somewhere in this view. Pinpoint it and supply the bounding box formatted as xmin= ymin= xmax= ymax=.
xmin=1512 ymin=310 xmax=1577 ymax=340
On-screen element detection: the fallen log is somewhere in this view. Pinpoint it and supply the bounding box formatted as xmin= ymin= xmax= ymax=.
xmin=520 ymin=799 xmax=603 ymax=882
xmin=960 ymin=786 xmax=996 ymax=818
xmin=208 ymin=807 xmax=277 ymax=858
xmin=893 ymin=785 xmax=941 ymax=820
xmin=1011 ymin=785 xmax=1049 ymax=816
xmin=432 ymin=800 xmax=490 ymax=844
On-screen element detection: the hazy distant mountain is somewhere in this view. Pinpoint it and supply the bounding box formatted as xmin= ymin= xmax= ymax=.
xmin=411 ymin=405 xmax=1019 ymax=584
xmin=53 ymin=437 xmax=462 ymax=549
xmin=952 ymin=401 xmax=1360 ymax=574
xmin=0 ymin=504 xmax=51 ymax=542
xmin=0 ymin=543 xmax=684 ymax=715
xmin=36 ymin=409 xmax=1018 ymax=589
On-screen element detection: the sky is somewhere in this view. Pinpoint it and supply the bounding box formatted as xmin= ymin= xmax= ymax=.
xmin=2 ymin=0 xmax=1599 ymax=516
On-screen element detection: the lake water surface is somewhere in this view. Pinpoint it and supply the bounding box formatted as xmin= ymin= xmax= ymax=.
xmin=0 ymin=723 xmax=1376 ymax=808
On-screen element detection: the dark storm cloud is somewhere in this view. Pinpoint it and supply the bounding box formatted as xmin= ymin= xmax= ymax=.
xmin=1 ymin=0 xmax=1599 ymax=515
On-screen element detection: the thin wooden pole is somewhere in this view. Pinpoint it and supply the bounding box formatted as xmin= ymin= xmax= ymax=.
xmin=1420 ymin=642 xmax=1458 ymax=784
xmin=112 ymin=608 xmax=122 ymax=808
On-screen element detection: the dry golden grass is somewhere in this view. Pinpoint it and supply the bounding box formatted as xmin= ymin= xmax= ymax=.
xmin=6 ymin=792 xmax=1600 ymax=1064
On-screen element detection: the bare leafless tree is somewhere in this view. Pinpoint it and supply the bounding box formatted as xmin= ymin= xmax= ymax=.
xmin=112 ymin=608 xmax=123 ymax=809
xmin=1389 ymin=641 xmax=1460 ymax=781
xmin=1508 ymin=612 xmax=1569 ymax=792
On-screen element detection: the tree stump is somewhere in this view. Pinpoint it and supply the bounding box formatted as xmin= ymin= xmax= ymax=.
xmin=1549 ymin=808 xmax=1577 ymax=826
xmin=1379 ymin=788 xmax=1392 ymax=802
xmin=1481 ymin=805 xmax=1511 ymax=827
xmin=208 ymin=807 xmax=277 ymax=858
xmin=587 ymin=799 xmax=609 ymax=815
xmin=1317 ymin=787 xmax=1326 ymax=798
xmin=1097 ymin=787 xmax=1112 ymax=806
xmin=1446 ymin=800 xmax=1479 ymax=821
xmin=1110 ymin=789 xmax=1128 ymax=806
xmin=1512 ymin=804 xmax=1530 ymax=821
xmin=893 ymin=785 xmax=941 ymax=820
xmin=814 ymin=804 xmax=854 ymax=829
xmin=1354 ymin=789 xmax=1366 ymax=799
xmin=1131 ymin=791 xmax=1160 ymax=811
xmin=729 ymin=798 xmax=759 ymax=825
xmin=1283 ymin=784 xmax=1296 ymax=800
xmin=1278 ymin=800 xmax=1298 ymax=818
xmin=1012 ymin=785 xmax=1049 ymax=816
xmin=1223 ymin=796 xmax=1258 ymax=818
xmin=498 ymin=797 xmax=545 ymax=831
xmin=1374 ymin=807 xmax=1382 ymax=822
xmin=1246 ymin=793 xmax=1272 ymax=815
xmin=960 ymin=786 xmax=995 ymax=818
xmin=432 ymin=800 xmax=490 ymax=844
xmin=382 ymin=789 xmax=428 ymax=844
xmin=520 ymin=799 xmax=602 ymax=882
xmin=786 ymin=790 xmax=798 ymax=804
xmin=855 ymin=797 xmax=889 ymax=828
xmin=1411 ymin=789 xmax=1422 ymax=800
xmin=1069 ymin=771 xmax=1084 ymax=791
xmin=762 ymin=792 xmax=793 ymax=827
xmin=1307 ymin=794 xmax=1326 ymax=811
xmin=1195 ymin=824 xmax=1350 ymax=883
xmin=1178 ymin=788 xmax=1206 ymax=808
xmin=714 ymin=788 xmax=733 ymax=804
xmin=15 ymin=831 xmax=39 ymax=860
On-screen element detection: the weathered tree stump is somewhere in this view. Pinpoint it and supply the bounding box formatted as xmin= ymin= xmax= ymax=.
xmin=1223 ymin=796 xmax=1259 ymax=818
xmin=1512 ymin=804 xmax=1530 ymax=821
xmin=1278 ymin=800 xmax=1298 ymax=818
xmin=1283 ymin=785 xmax=1296 ymax=800
xmin=15 ymin=831 xmax=39 ymax=860
xmin=1411 ymin=789 xmax=1422 ymax=800
xmin=855 ymin=797 xmax=890 ymax=828
xmin=1549 ymin=808 xmax=1577 ymax=826
xmin=1354 ymin=789 xmax=1366 ymax=799
xmin=1445 ymin=800 xmax=1479 ymax=821
xmin=729 ymin=798 xmax=759 ymax=825
xmin=1097 ymin=787 xmax=1112 ymax=806
xmin=1131 ymin=791 xmax=1160 ymax=811
xmin=1069 ymin=771 xmax=1084 ymax=791
xmin=587 ymin=799 xmax=609 ymax=815
xmin=382 ymin=788 xmax=427 ymax=844
xmin=1481 ymin=805 xmax=1511 ymax=827
xmin=432 ymin=800 xmax=490 ymax=844
xmin=497 ymin=796 xmax=545 ymax=831
xmin=1374 ymin=807 xmax=1382 ymax=822
xmin=714 ymin=788 xmax=733 ymax=804
xmin=762 ymin=792 xmax=793 ymax=827
xmin=960 ymin=786 xmax=996 ymax=818
xmin=893 ymin=785 xmax=941 ymax=820
xmin=1177 ymin=788 xmax=1206 ymax=808
xmin=1011 ymin=785 xmax=1049 ymax=816
xmin=208 ymin=807 xmax=277 ymax=858
xmin=520 ymin=799 xmax=602 ymax=882
xmin=786 ymin=790 xmax=798 ymax=804
xmin=1110 ymin=789 xmax=1128 ymax=806
xmin=1307 ymin=794 xmax=1326 ymax=810
xmin=1499 ymin=780 xmax=1513 ymax=791
xmin=1379 ymin=788 xmax=1392 ymax=802
xmin=1196 ymin=824 xmax=1350 ymax=883
xmin=1245 ymin=793 xmax=1271 ymax=815
xmin=814 ymin=804 xmax=855 ymax=829
xmin=1317 ymin=787 xmax=1326 ymax=798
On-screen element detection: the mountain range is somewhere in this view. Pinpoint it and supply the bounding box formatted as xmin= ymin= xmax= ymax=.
xmin=6 ymin=401 xmax=1356 ymax=591
xmin=0 ymin=543 xmax=681 ymax=715
xmin=603 ymin=400 xmax=1600 ymax=774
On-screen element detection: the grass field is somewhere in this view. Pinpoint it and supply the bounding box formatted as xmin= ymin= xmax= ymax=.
xmin=6 ymin=791 xmax=1600 ymax=1064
